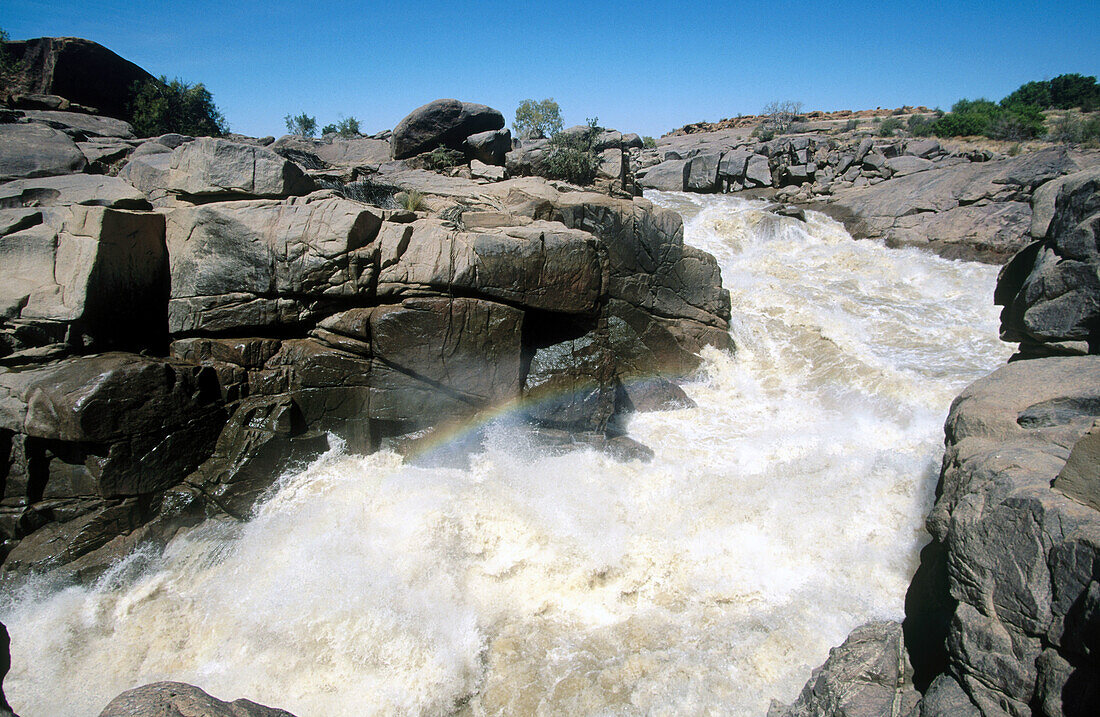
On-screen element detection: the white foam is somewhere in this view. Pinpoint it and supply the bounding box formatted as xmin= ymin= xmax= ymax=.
xmin=0 ymin=193 xmax=1013 ymax=716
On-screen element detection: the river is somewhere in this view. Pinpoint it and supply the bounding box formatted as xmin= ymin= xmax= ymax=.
xmin=1 ymin=193 xmax=1013 ymax=716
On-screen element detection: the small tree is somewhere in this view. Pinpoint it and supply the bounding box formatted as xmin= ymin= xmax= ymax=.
xmin=336 ymin=116 xmax=360 ymax=137
xmin=284 ymin=112 xmax=317 ymax=137
xmin=130 ymin=76 xmax=229 ymax=137
xmin=514 ymin=98 xmax=563 ymax=139
xmin=760 ymin=100 xmax=803 ymax=134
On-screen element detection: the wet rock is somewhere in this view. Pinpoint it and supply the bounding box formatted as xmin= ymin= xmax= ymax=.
xmin=0 ymin=622 xmax=14 ymax=717
xmin=98 ymin=681 xmax=297 ymax=717
xmin=769 ymin=621 xmax=920 ymax=717
xmin=391 ymin=99 xmax=505 ymax=160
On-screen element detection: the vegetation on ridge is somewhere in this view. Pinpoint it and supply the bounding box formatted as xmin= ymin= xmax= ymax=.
xmin=129 ymin=76 xmax=229 ymax=137
xmin=513 ymin=98 xmax=563 ymax=139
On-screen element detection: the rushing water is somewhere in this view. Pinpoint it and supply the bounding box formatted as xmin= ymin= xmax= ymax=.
xmin=1 ymin=194 xmax=1013 ymax=716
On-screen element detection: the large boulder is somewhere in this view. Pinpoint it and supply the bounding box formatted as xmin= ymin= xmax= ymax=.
xmin=0 ymin=622 xmax=13 ymax=717
xmin=18 ymin=110 xmax=135 ymax=140
xmin=98 ymin=682 xmax=297 ymax=717
xmin=464 ymin=128 xmax=511 ymax=166
xmin=0 ymin=123 xmax=86 ymax=181
xmin=0 ymin=37 xmax=155 ymax=121
xmin=0 ymin=205 xmax=167 ymax=356
xmin=903 ymin=356 xmax=1100 ymax=716
xmin=391 ymin=99 xmax=505 ymax=160
xmin=167 ymin=138 xmax=315 ymax=199
xmin=636 ymin=159 xmax=688 ymax=191
xmin=376 ymin=219 xmax=602 ymax=314
xmin=996 ymin=168 xmax=1100 ymax=354
xmin=165 ymin=194 xmax=381 ymax=334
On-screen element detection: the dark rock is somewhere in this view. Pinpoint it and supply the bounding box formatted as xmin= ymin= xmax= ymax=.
xmin=745 ymin=154 xmax=773 ymax=187
xmin=718 ymin=149 xmax=752 ymax=181
xmin=883 ymin=155 xmax=933 ymax=177
xmin=686 ymin=153 xmax=721 ymax=192
xmin=769 ymin=621 xmax=920 ymax=717
xmin=597 ymin=148 xmax=625 ymax=182
xmin=994 ymin=146 xmax=1082 ymax=190
xmin=1053 ymin=419 xmax=1100 ymax=510
xmin=20 ymin=110 xmax=134 ymax=140
xmin=996 ymin=168 xmax=1100 ymax=351
xmin=919 ymin=674 xmax=980 ymax=717
xmin=0 ymin=123 xmax=86 ymax=180
xmin=0 ymin=37 xmax=155 ymax=121
xmin=615 ymin=376 xmax=695 ymax=412
xmin=904 ymin=139 xmax=942 ymax=159
xmin=391 ymin=99 xmax=504 ymax=160
xmin=504 ymin=141 xmax=548 ymax=176
xmin=98 ymin=681 xmax=297 ymax=717
xmin=464 ymin=128 xmax=511 ymax=166
xmin=523 ymin=318 xmax=614 ymax=431
xmin=621 ymin=133 xmax=644 ymax=149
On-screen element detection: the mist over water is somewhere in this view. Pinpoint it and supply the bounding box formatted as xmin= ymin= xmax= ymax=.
xmin=1 ymin=194 xmax=1013 ymax=716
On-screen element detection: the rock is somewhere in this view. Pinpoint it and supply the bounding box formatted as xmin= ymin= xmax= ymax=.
xmin=995 ymin=147 xmax=1082 ymax=189
xmin=905 ymin=139 xmax=941 ymax=159
xmin=76 ymin=137 xmax=134 ymax=167
xmin=615 ymin=377 xmax=695 ymax=412
xmin=0 ymin=174 xmax=150 ymax=210
xmin=504 ymin=142 xmax=549 ymax=177
xmin=0 ymin=123 xmax=86 ymax=180
xmin=98 ymin=681 xmax=297 ymax=717
xmin=167 ymin=137 xmax=315 ymax=199
xmin=391 ymin=99 xmax=504 ymax=160
xmin=883 ymin=155 xmax=934 ymax=176
xmin=597 ymin=148 xmax=625 ymax=182
xmin=637 ymin=159 xmax=689 ymax=191
xmin=117 ymin=151 xmax=173 ymax=205
xmin=0 ymin=37 xmax=155 ymax=121
xmin=523 ymin=319 xmax=614 ymax=431
xmin=1052 ymin=419 xmax=1100 ymax=511
xmin=905 ymin=356 xmax=1100 ymax=716
xmin=686 ymin=153 xmax=721 ymax=192
xmin=718 ymin=149 xmax=752 ymax=181
xmin=470 ymin=158 xmax=506 ymax=181
xmin=20 ymin=109 xmax=135 ymax=139
xmin=769 ymin=621 xmax=920 ymax=717
xmin=621 ymin=133 xmax=643 ymax=149
xmin=165 ymin=195 xmax=381 ymax=334
xmin=0 ymin=622 xmax=14 ymax=717
xmin=0 ymin=205 xmax=167 ymax=355
xmin=377 ymin=219 xmax=602 ymax=314
xmin=996 ymin=168 xmax=1100 ymax=351
xmin=745 ymin=154 xmax=772 ymax=187
xmin=919 ymin=674 xmax=980 ymax=716
xmin=464 ymin=128 xmax=511 ymax=166
xmin=594 ymin=130 xmax=622 ymax=152
xmin=1028 ymin=174 xmax=1068 ymax=239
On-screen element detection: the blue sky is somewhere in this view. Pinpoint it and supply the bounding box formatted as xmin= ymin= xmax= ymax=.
xmin=4 ymin=1 xmax=1098 ymax=139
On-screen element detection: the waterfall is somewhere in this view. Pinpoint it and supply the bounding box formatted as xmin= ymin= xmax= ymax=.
xmin=0 ymin=193 xmax=1013 ymax=717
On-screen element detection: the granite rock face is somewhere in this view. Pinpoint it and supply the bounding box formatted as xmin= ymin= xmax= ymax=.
xmin=996 ymin=168 xmax=1100 ymax=357
xmin=0 ymin=85 xmax=733 ymax=580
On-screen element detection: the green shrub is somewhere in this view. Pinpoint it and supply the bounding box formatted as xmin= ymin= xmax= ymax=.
xmin=907 ymin=115 xmax=935 ymax=137
xmin=844 ymin=119 xmax=860 ymax=131
xmin=0 ymin=27 xmax=22 ymax=77
xmin=321 ymin=123 xmax=337 ymax=135
xmin=336 ymin=116 xmax=360 ymax=137
xmin=425 ymin=144 xmax=465 ymax=171
xmin=540 ymin=117 xmax=601 ymax=185
xmin=931 ymin=97 xmax=1044 ymax=140
xmin=396 ymin=188 xmax=423 ymax=211
xmin=1007 ymin=143 xmax=1022 ymax=156
xmin=642 ymin=135 xmax=657 ymax=149
xmin=878 ymin=117 xmax=903 ymax=137
xmin=514 ymin=98 xmax=563 ymax=139
xmin=1049 ymin=113 xmax=1100 ymax=144
xmin=284 ymin=112 xmax=317 ymax=137
xmin=130 ymin=76 xmax=229 ymax=137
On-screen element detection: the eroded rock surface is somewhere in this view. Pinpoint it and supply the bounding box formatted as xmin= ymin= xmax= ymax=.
xmin=98 ymin=682 xmax=296 ymax=717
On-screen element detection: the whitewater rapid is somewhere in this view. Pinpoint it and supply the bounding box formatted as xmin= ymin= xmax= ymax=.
xmin=1 ymin=194 xmax=1013 ymax=716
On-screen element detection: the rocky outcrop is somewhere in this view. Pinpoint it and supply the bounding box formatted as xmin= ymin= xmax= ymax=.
xmin=391 ymin=99 xmax=505 ymax=160
xmin=0 ymin=622 xmax=14 ymax=717
xmin=768 ymin=621 xmax=920 ymax=717
xmin=633 ymin=128 xmax=1099 ymax=263
xmin=0 ymin=37 xmax=155 ymax=120
xmin=996 ymin=168 xmax=1100 ymax=357
xmin=98 ymin=682 xmax=297 ymax=717
xmin=0 ymin=83 xmax=733 ymax=580
xmin=0 ymin=123 xmax=87 ymax=181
